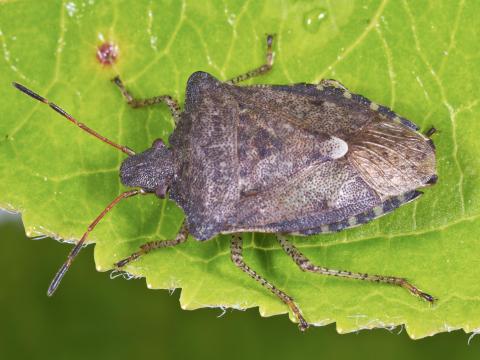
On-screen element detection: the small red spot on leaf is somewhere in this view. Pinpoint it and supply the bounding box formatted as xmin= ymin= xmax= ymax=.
xmin=96 ymin=42 xmax=118 ymax=65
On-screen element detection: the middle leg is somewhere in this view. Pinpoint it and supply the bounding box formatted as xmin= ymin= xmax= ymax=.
xmin=230 ymin=234 xmax=309 ymax=331
xmin=226 ymin=34 xmax=275 ymax=85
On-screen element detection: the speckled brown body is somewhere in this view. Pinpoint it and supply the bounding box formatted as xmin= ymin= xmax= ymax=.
xmin=168 ymin=72 xmax=436 ymax=240
xmin=13 ymin=34 xmax=438 ymax=329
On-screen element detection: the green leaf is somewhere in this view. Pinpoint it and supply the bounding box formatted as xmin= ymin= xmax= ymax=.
xmin=1 ymin=0 xmax=479 ymax=339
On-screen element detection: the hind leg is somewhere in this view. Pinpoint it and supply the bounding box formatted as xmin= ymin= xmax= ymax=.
xmin=424 ymin=127 xmax=437 ymax=137
xmin=319 ymin=79 xmax=348 ymax=91
xmin=277 ymin=234 xmax=435 ymax=303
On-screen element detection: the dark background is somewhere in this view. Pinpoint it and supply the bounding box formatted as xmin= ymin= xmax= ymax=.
xmin=0 ymin=210 xmax=478 ymax=359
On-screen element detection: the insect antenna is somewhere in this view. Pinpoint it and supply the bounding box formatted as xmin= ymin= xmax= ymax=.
xmin=12 ymin=82 xmax=135 ymax=156
xmin=47 ymin=189 xmax=145 ymax=296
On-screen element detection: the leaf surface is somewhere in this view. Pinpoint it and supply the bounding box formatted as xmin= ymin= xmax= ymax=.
xmin=1 ymin=0 xmax=479 ymax=338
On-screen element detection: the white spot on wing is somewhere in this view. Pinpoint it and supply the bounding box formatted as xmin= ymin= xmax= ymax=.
xmin=324 ymin=136 xmax=348 ymax=159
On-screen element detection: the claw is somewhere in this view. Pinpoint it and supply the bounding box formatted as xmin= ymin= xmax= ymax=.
xmin=298 ymin=316 xmax=310 ymax=332
xmin=114 ymin=251 xmax=141 ymax=269
xmin=114 ymin=258 xmax=130 ymax=269
xmin=401 ymin=279 xmax=436 ymax=304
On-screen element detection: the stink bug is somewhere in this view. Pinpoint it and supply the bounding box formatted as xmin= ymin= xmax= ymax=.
xmin=13 ymin=35 xmax=437 ymax=331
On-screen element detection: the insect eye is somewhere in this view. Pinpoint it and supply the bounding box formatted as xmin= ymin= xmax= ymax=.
xmin=155 ymin=184 xmax=169 ymax=198
xmin=152 ymin=138 xmax=166 ymax=149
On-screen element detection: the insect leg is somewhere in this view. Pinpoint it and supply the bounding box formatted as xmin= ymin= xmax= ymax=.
xmin=226 ymin=34 xmax=275 ymax=85
xmin=318 ymin=79 xmax=348 ymax=91
xmin=277 ymin=234 xmax=435 ymax=303
xmin=115 ymin=222 xmax=189 ymax=268
xmin=230 ymin=234 xmax=309 ymax=331
xmin=424 ymin=127 xmax=437 ymax=138
xmin=112 ymin=76 xmax=181 ymax=123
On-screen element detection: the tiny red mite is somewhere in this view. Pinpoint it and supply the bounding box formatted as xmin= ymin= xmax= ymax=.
xmin=96 ymin=42 xmax=118 ymax=65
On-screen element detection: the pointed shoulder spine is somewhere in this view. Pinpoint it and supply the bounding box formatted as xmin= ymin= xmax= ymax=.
xmin=186 ymin=71 xmax=221 ymax=91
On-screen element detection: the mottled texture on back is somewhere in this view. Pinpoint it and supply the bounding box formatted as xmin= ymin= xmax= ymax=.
xmin=231 ymin=83 xmax=374 ymax=140
xmin=169 ymin=72 xmax=239 ymax=239
xmin=169 ymin=72 xmax=436 ymax=240
xmin=230 ymin=159 xmax=380 ymax=233
xmin=14 ymin=33 xmax=438 ymax=326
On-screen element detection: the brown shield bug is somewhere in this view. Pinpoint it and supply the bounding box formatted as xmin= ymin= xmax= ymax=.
xmin=13 ymin=35 xmax=437 ymax=331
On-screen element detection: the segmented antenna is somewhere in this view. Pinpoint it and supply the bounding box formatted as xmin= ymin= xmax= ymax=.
xmin=47 ymin=189 xmax=144 ymax=296
xmin=12 ymin=82 xmax=135 ymax=156
xmin=12 ymin=82 xmax=144 ymax=294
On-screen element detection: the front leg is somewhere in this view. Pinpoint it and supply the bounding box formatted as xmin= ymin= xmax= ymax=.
xmin=115 ymin=222 xmax=189 ymax=268
xmin=112 ymin=76 xmax=181 ymax=123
